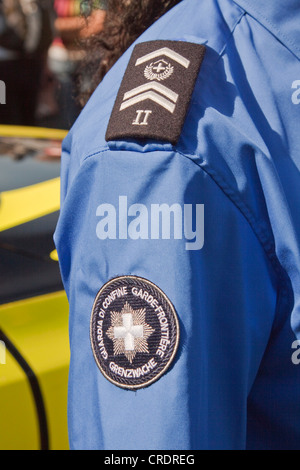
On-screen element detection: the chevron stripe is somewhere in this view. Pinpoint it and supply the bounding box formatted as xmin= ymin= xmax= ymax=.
xmin=120 ymin=91 xmax=176 ymax=113
xmin=135 ymin=47 xmax=190 ymax=68
xmin=123 ymin=82 xmax=178 ymax=104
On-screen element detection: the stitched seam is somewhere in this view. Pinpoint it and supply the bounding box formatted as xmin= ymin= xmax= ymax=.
xmin=175 ymin=148 xmax=291 ymax=300
xmin=82 ymin=146 xmax=110 ymax=162
xmin=81 ymin=146 xmax=289 ymax=297
xmin=232 ymin=0 xmax=300 ymax=60
xmin=218 ymin=11 xmax=246 ymax=59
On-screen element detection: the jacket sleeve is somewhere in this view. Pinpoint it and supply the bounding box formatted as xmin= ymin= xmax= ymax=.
xmin=54 ymin=144 xmax=279 ymax=450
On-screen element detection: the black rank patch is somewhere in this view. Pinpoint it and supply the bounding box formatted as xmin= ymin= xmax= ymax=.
xmin=90 ymin=275 xmax=180 ymax=390
xmin=105 ymin=40 xmax=206 ymax=145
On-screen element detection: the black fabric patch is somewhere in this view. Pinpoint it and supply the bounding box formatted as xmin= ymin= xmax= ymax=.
xmin=105 ymin=40 xmax=206 ymax=145
xmin=90 ymin=275 xmax=180 ymax=390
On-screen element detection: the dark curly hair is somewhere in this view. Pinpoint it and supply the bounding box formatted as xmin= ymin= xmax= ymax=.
xmin=77 ymin=0 xmax=182 ymax=105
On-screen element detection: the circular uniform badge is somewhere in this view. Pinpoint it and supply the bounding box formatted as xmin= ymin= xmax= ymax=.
xmin=90 ymin=275 xmax=180 ymax=390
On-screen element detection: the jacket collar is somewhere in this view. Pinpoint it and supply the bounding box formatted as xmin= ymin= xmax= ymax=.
xmin=233 ymin=0 xmax=300 ymax=60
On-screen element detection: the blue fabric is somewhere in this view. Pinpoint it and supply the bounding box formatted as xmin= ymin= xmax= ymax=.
xmin=54 ymin=0 xmax=300 ymax=449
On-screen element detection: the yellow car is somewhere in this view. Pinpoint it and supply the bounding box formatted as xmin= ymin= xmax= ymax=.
xmin=0 ymin=125 xmax=69 ymax=450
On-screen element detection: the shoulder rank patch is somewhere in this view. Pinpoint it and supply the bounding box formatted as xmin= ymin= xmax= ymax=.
xmin=105 ymin=40 xmax=206 ymax=145
xmin=90 ymin=275 xmax=180 ymax=390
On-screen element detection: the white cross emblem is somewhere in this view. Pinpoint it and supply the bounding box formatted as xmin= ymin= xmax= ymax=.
xmin=114 ymin=313 xmax=143 ymax=351
xmin=152 ymin=61 xmax=167 ymax=73
xmin=106 ymin=301 xmax=154 ymax=363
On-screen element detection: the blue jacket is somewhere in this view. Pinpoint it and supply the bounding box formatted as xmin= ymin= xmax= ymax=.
xmin=54 ymin=0 xmax=300 ymax=450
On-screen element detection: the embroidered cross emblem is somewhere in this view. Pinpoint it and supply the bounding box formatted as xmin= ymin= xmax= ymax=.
xmin=152 ymin=61 xmax=167 ymax=73
xmin=114 ymin=313 xmax=143 ymax=351
xmin=107 ymin=301 xmax=155 ymax=363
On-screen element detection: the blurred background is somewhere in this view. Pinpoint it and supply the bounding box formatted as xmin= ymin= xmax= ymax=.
xmin=0 ymin=0 xmax=107 ymax=129
xmin=0 ymin=0 xmax=107 ymax=450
